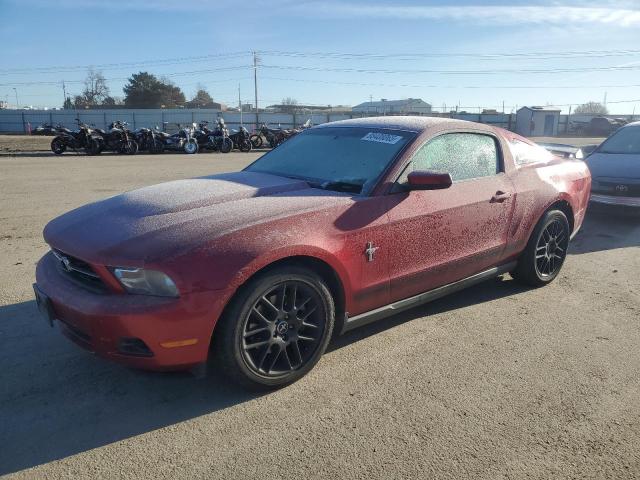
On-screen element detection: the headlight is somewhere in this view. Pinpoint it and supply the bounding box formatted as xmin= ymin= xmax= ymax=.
xmin=112 ymin=267 xmax=179 ymax=297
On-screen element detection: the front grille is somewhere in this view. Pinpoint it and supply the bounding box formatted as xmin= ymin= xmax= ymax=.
xmin=52 ymin=249 xmax=106 ymax=293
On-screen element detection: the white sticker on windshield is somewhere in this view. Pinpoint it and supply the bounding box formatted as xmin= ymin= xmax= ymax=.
xmin=361 ymin=132 xmax=403 ymax=145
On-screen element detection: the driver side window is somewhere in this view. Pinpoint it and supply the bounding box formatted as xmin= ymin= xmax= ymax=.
xmin=399 ymin=133 xmax=500 ymax=184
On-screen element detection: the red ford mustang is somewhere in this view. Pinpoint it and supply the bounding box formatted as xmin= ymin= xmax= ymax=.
xmin=34 ymin=117 xmax=591 ymax=388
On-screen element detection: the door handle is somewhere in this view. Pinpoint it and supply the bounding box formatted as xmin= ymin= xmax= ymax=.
xmin=490 ymin=191 xmax=512 ymax=203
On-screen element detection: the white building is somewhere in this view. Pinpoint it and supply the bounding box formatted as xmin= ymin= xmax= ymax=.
xmin=352 ymin=98 xmax=432 ymax=115
xmin=515 ymin=106 xmax=561 ymax=137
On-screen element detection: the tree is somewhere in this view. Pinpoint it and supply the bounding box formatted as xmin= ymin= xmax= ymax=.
xmin=123 ymin=72 xmax=186 ymax=108
xmin=80 ymin=68 xmax=110 ymax=105
xmin=280 ymin=97 xmax=299 ymax=114
xmin=575 ymin=101 xmax=608 ymax=115
xmin=63 ymin=97 xmax=73 ymax=109
xmin=186 ymin=88 xmax=215 ymax=108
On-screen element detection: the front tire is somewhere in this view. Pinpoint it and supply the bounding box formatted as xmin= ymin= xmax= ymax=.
xmin=512 ymin=209 xmax=570 ymax=287
xmin=220 ymin=138 xmax=233 ymax=153
xmin=85 ymin=138 xmax=102 ymax=155
xmin=125 ymin=140 xmax=138 ymax=155
xmin=239 ymin=139 xmax=253 ymax=152
xmin=183 ymin=139 xmax=199 ymax=154
xmin=212 ymin=267 xmax=335 ymax=389
xmin=250 ymin=134 xmax=263 ymax=148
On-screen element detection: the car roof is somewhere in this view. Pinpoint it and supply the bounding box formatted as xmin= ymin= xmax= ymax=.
xmin=313 ymin=116 xmax=490 ymax=134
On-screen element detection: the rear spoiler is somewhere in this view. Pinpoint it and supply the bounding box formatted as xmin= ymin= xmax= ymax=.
xmin=536 ymin=142 xmax=600 ymax=160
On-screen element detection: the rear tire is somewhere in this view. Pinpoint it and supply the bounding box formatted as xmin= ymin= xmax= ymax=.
xmin=212 ymin=266 xmax=335 ymax=389
xmin=511 ymin=209 xmax=570 ymax=287
xmin=51 ymin=137 xmax=66 ymax=154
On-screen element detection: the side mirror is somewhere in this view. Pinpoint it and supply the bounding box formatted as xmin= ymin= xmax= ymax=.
xmin=407 ymin=170 xmax=452 ymax=190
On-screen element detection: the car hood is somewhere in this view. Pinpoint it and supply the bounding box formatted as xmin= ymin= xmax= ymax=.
xmin=586 ymin=152 xmax=640 ymax=180
xmin=44 ymin=171 xmax=350 ymax=264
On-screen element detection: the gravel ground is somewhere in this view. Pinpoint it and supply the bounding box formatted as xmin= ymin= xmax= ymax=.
xmin=0 ymin=152 xmax=638 ymax=479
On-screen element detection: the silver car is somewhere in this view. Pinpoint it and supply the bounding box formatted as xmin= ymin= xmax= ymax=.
xmin=586 ymin=121 xmax=640 ymax=208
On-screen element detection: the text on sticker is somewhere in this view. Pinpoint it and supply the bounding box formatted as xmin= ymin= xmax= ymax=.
xmin=361 ymin=132 xmax=403 ymax=145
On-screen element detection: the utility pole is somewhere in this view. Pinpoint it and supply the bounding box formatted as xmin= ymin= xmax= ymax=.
xmin=62 ymin=81 xmax=67 ymax=108
xmin=603 ymin=91 xmax=607 ymax=108
xmin=253 ymin=51 xmax=259 ymax=127
xmin=239 ymin=83 xmax=243 ymax=127
xmin=12 ymin=87 xmax=19 ymax=109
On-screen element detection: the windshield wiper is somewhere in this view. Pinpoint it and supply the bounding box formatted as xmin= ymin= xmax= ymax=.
xmin=315 ymin=180 xmax=364 ymax=194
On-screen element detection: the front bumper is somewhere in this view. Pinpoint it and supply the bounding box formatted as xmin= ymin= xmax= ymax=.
xmin=590 ymin=193 xmax=640 ymax=207
xmin=34 ymin=251 xmax=231 ymax=370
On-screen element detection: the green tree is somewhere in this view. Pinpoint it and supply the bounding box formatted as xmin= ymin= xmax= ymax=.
xmin=574 ymin=101 xmax=608 ymax=115
xmin=63 ymin=97 xmax=73 ymax=109
xmin=123 ymin=72 xmax=186 ymax=108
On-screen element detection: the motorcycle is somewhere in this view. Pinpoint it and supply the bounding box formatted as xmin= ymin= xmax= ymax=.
xmin=94 ymin=121 xmax=138 ymax=155
xmin=132 ymin=127 xmax=164 ymax=154
xmin=50 ymin=119 xmax=102 ymax=155
xmin=229 ymin=125 xmax=253 ymax=152
xmin=35 ymin=123 xmax=68 ymax=136
xmin=154 ymin=123 xmax=199 ymax=154
xmin=195 ymin=119 xmax=233 ymax=153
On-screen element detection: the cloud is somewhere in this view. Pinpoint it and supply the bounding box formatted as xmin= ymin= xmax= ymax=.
xmin=295 ymin=2 xmax=640 ymax=27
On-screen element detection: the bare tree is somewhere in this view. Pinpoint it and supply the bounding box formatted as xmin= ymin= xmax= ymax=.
xmin=280 ymin=97 xmax=299 ymax=114
xmin=574 ymin=101 xmax=608 ymax=115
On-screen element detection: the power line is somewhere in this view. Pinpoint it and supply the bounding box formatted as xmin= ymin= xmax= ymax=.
xmin=0 ymin=66 xmax=252 ymax=87
xmin=261 ymin=63 xmax=640 ymax=75
xmin=259 ymin=49 xmax=640 ymax=61
xmin=261 ymin=76 xmax=640 ymax=90
xmin=0 ymin=52 xmax=251 ymax=75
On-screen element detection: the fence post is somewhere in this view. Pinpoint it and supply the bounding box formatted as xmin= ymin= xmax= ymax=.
xmin=292 ymin=112 xmax=296 ymax=128
xmin=103 ymin=112 xmax=107 ymax=130
xmin=49 ymin=112 xmax=53 ymax=126
xmin=161 ymin=111 xmax=165 ymax=131
xmin=132 ymin=112 xmax=136 ymax=130
xmin=507 ymin=114 xmax=512 ymax=131
xmin=21 ymin=112 xmax=25 ymax=134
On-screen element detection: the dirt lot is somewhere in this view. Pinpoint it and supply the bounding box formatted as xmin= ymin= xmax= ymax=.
xmin=0 ymin=152 xmax=638 ymax=479
xmin=0 ymin=134 xmax=52 ymax=152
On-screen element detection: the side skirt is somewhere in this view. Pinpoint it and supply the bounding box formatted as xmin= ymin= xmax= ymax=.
xmin=341 ymin=261 xmax=517 ymax=334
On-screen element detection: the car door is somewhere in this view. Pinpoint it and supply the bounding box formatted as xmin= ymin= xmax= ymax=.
xmin=384 ymin=131 xmax=516 ymax=303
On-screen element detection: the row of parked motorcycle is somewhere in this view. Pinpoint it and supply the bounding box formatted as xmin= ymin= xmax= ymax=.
xmin=36 ymin=118 xmax=312 ymax=156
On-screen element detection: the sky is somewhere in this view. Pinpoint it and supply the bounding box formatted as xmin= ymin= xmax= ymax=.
xmin=1 ymin=0 xmax=640 ymax=113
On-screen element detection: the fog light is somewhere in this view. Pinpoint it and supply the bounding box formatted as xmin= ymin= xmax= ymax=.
xmin=117 ymin=337 xmax=154 ymax=357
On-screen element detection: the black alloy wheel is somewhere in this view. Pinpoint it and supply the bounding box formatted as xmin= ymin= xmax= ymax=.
xmin=241 ymin=281 xmax=326 ymax=377
xmin=534 ymin=218 xmax=568 ymax=279
xmin=512 ymin=209 xmax=570 ymax=287
xmin=213 ymin=267 xmax=335 ymax=389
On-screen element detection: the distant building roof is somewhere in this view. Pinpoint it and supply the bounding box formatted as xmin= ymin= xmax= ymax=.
xmin=353 ymin=98 xmax=431 ymax=109
xmin=518 ymin=106 xmax=561 ymax=113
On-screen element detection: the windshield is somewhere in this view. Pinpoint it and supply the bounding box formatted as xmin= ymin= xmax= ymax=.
xmin=598 ymin=125 xmax=640 ymax=155
xmin=245 ymin=127 xmax=416 ymax=194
